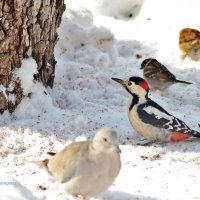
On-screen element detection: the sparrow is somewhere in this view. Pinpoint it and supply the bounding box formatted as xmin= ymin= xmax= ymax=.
xmin=111 ymin=76 xmax=200 ymax=142
xmin=179 ymin=28 xmax=200 ymax=59
xmin=36 ymin=128 xmax=121 ymax=200
xmin=140 ymin=58 xmax=192 ymax=90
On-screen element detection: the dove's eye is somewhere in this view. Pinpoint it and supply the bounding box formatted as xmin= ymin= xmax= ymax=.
xmin=104 ymin=138 xmax=107 ymax=142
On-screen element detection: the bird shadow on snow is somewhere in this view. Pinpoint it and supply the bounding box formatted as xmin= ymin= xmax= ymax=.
xmin=146 ymin=138 xmax=200 ymax=154
xmin=101 ymin=190 xmax=158 ymax=200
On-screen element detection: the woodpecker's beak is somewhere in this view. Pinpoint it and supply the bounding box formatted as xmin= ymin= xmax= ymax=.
xmin=111 ymin=77 xmax=132 ymax=95
xmin=111 ymin=77 xmax=123 ymax=84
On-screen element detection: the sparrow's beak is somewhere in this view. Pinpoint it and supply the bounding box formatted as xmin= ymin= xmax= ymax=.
xmin=111 ymin=77 xmax=123 ymax=85
xmin=140 ymin=62 xmax=145 ymax=69
xmin=111 ymin=144 xmax=121 ymax=153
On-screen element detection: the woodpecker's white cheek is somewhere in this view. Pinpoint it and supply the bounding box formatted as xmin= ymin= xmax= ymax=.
xmin=127 ymin=83 xmax=137 ymax=94
xmin=128 ymin=85 xmax=135 ymax=93
xmin=130 ymin=84 xmax=141 ymax=96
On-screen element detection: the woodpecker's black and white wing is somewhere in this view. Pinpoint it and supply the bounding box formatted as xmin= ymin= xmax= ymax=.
xmin=137 ymin=99 xmax=193 ymax=133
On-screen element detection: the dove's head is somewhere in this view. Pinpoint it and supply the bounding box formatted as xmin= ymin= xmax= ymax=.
xmin=93 ymin=128 xmax=121 ymax=153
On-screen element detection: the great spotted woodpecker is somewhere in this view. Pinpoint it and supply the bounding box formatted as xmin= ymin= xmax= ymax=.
xmin=111 ymin=76 xmax=200 ymax=142
xmin=140 ymin=58 xmax=192 ymax=90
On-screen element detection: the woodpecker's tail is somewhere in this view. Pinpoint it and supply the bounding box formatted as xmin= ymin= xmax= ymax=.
xmin=188 ymin=125 xmax=200 ymax=138
xmin=170 ymin=125 xmax=200 ymax=141
xmin=176 ymin=79 xmax=192 ymax=85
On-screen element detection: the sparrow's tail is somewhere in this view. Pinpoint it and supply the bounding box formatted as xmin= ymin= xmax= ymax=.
xmin=175 ymin=79 xmax=192 ymax=85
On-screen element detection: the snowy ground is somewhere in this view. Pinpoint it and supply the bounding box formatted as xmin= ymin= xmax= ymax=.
xmin=1 ymin=0 xmax=200 ymax=199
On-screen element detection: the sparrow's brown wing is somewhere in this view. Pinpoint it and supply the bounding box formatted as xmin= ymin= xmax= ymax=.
xmin=144 ymin=59 xmax=176 ymax=81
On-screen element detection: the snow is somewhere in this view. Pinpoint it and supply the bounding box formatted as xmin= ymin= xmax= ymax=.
xmin=0 ymin=168 xmax=36 ymax=200
xmin=68 ymin=0 xmax=144 ymax=19
xmin=1 ymin=0 xmax=200 ymax=199
xmin=15 ymin=58 xmax=38 ymax=96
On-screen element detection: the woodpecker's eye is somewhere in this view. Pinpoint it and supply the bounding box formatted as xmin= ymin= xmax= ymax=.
xmin=128 ymin=82 xmax=132 ymax=86
xmin=104 ymin=138 xmax=107 ymax=142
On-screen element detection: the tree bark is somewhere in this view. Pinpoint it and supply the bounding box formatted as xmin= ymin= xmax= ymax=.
xmin=0 ymin=0 xmax=65 ymax=113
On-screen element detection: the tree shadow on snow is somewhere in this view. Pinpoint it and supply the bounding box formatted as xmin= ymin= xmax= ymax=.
xmin=116 ymin=39 xmax=157 ymax=60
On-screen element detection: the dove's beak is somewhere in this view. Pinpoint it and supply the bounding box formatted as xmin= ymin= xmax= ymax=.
xmin=117 ymin=145 xmax=121 ymax=153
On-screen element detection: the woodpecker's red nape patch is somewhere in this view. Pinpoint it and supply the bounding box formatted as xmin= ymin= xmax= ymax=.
xmin=170 ymin=132 xmax=192 ymax=142
xmin=139 ymin=81 xmax=149 ymax=90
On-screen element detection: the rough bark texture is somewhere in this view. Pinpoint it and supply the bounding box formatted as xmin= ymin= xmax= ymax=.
xmin=0 ymin=0 xmax=65 ymax=113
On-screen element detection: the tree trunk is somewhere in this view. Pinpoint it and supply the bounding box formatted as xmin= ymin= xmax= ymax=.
xmin=0 ymin=0 xmax=65 ymax=113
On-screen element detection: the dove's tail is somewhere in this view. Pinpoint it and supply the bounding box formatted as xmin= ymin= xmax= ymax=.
xmin=34 ymin=159 xmax=49 ymax=170
xmin=34 ymin=152 xmax=57 ymax=174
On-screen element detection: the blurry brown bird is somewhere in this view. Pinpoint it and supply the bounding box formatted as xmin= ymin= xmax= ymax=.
xmin=36 ymin=128 xmax=121 ymax=200
xmin=140 ymin=58 xmax=192 ymax=90
xmin=179 ymin=28 xmax=200 ymax=60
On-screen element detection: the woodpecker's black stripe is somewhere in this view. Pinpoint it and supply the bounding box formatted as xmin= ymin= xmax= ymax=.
xmin=124 ymin=86 xmax=132 ymax=95
xmin=129 ymin=94 xmax=139 ymax=111
xmin=138 ymin=98 xmax=190 ymax=131
xmin=137 ymin=101 xmax=170 ymax=127
xmin=145 ymin=98 xmax=171 ymax=115
xmin=124 ymin=85 xmax=139 ymax=111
